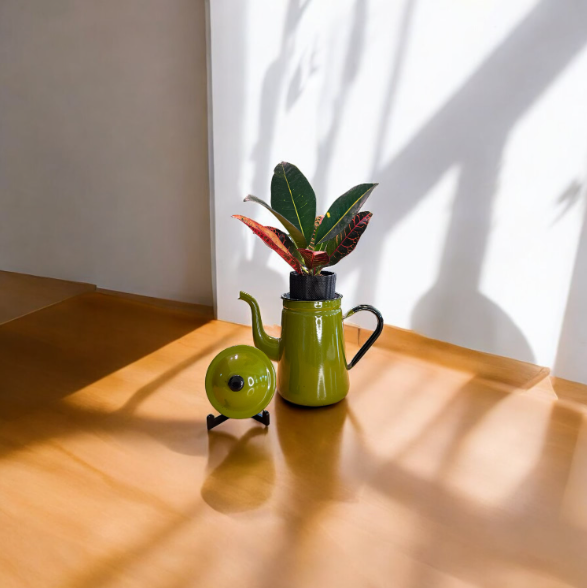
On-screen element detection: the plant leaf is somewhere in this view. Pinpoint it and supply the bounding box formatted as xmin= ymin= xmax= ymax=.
xmin=266 ymin=226 xmax=304 ymax=265
xmin=244 ymin=194 xmax=307 ymax=249
xmin=233 ymin=215 xmax=303 ymax=274
xmin=315 ymin=183 xmax=377 ymax=244
xmin=322 ymin=212 xmax=373 ymax=266
xmin=271 ymin=162 xmax=316 ymax=245
xmin=308 ymin=215 xmax=324 ymax=250
xmin=297 ymin=248 xmax=329 ymax=271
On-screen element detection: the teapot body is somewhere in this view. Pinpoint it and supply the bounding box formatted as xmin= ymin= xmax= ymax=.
xmin=277 ymin=295 xmax=349 ymax=406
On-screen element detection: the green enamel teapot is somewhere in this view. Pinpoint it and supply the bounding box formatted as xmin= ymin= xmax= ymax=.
xmin=240 ymin=271 xmax=384 ymax=407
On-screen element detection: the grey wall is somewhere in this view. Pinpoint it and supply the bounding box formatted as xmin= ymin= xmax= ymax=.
xmin=0 ymin=0 xmax=212 ymax=304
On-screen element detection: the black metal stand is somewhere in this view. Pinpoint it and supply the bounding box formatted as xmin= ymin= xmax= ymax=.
xmin=251 ymin=410 xmax=271 ymax=426
xmin=206 ymin=414 xmax=229 ymax=430
xmin=206 ymin=410 xmax=270 ymax=431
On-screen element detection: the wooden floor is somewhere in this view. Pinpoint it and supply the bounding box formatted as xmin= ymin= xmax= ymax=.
xmin=1 ymin=288 xmax=587 ymax=587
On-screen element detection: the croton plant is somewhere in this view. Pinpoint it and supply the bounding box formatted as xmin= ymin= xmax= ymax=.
xmin=233 ymin=162 xmax=377 ymax=276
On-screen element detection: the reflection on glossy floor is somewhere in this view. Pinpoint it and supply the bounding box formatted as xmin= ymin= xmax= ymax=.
xmin=1 ymin=292 xmax=586 ymax=587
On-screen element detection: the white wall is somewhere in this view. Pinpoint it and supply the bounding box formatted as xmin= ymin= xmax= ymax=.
xmin=0 ymin=0 xmax=213 ymax=305
xmin=209 ymin=0 xmax=587 ymax=382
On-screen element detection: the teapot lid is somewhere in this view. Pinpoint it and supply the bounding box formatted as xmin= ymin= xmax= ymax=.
xmin=205 ymin=345 xmax=276 ymax=419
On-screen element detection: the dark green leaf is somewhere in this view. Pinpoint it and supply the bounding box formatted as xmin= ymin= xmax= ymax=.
xmin=244 ymin=194 xmax=307 ymax=249
xmin=271 ymin=162 xmax=316 ymax=244
xmin=322 ymin=212 xmax=372 ymax=266
xmin=315 ymin=183 xmax=377 ymax=244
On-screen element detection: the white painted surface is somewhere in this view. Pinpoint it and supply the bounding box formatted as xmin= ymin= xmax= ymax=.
xmin=209 ymin=0 xmax=587 ymax=382
xmin=0 ymin=0 xmax=212 ymax=304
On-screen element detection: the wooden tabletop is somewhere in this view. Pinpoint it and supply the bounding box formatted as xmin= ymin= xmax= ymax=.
xmin=0 ymin=292 xmax=586 ymax=588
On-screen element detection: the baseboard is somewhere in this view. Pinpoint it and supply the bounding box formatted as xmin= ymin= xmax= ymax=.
xmin=96 ymin=288 xmax=214 ymax=319
xmin=357 ymin=323 xmax=552 ymax=394
xmin=551 ymin=376 xmax=587 ymax=409
xmin=0 ymin=270 xmax=96 ymax=326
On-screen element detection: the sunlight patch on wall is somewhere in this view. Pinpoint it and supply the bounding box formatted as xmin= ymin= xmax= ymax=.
xmin=317 ymin=1 xmax=409 ymax=199
xmin=212 ymin=0 xmax=587 ymax=381
xmin=373 ymin=165 xmax=460 ymax=330
xmin=380 ymin=0 xmax=539 ymax=165
xmin=480 ymin=45 xmax=587 ymax=367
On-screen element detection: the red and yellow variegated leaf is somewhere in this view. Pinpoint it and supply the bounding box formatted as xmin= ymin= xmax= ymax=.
xmin=297 ymin=248 xmax=330 ymax=270
xmin=322 ymin=211 xmax=372 ymax=266
xmin=308 ymin=215 xmax=324 ymax=250
xmin=233 ymin=215 xmax=303 ymax=273
xmin=266 ymin=226 xmax=304 ymax=265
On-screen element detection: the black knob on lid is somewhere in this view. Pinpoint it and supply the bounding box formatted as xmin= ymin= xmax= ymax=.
xmin=228 ymin=375 xmax=245 ymax=392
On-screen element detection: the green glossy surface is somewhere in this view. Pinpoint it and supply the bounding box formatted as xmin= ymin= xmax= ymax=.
xmin=205 ymin=345 xmax=276 ymax=419
xmin=240 ymin=292 xmax=351 ymax=407
xmin=239 ymin=292 xmax=280 ymax=361
xmin=279 ymin=295 xmax=349 ymax=406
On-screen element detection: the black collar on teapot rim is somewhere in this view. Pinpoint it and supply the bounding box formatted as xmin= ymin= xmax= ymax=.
xmin=281 ymin=293 xmax=342 ymax=310
xmin=282 ymin=292 xmax=342 ymax=301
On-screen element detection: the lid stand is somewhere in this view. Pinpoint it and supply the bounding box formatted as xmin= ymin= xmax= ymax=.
xmin=206 ymin=410 xmax=271 ymax=431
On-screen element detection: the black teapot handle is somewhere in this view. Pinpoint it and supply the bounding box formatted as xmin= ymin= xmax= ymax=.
xmin=343 ymin=305 xmax=384 ymax=370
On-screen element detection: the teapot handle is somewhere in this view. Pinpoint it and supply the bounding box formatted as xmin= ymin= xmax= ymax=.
xmin=343 ymin=305 xmax=384 ymax=370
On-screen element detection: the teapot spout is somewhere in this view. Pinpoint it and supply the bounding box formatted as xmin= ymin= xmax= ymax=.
xmin=239 ymin=291 xmax=280 ymax=361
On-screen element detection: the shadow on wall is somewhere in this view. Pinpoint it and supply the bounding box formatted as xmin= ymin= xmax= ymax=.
xmin=237 ymin=0 xmax=313 ymax=313
xmin=240 ymin=0 xmax=371 ymax=320
xmin=383 ymin=0 xmax=586 ymax=364
xmin=246 ymin=0 xmax=587 ymax=367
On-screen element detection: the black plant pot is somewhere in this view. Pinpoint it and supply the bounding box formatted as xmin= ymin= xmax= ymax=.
xmin=289 ymin=271 xmax=337 ymax=301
